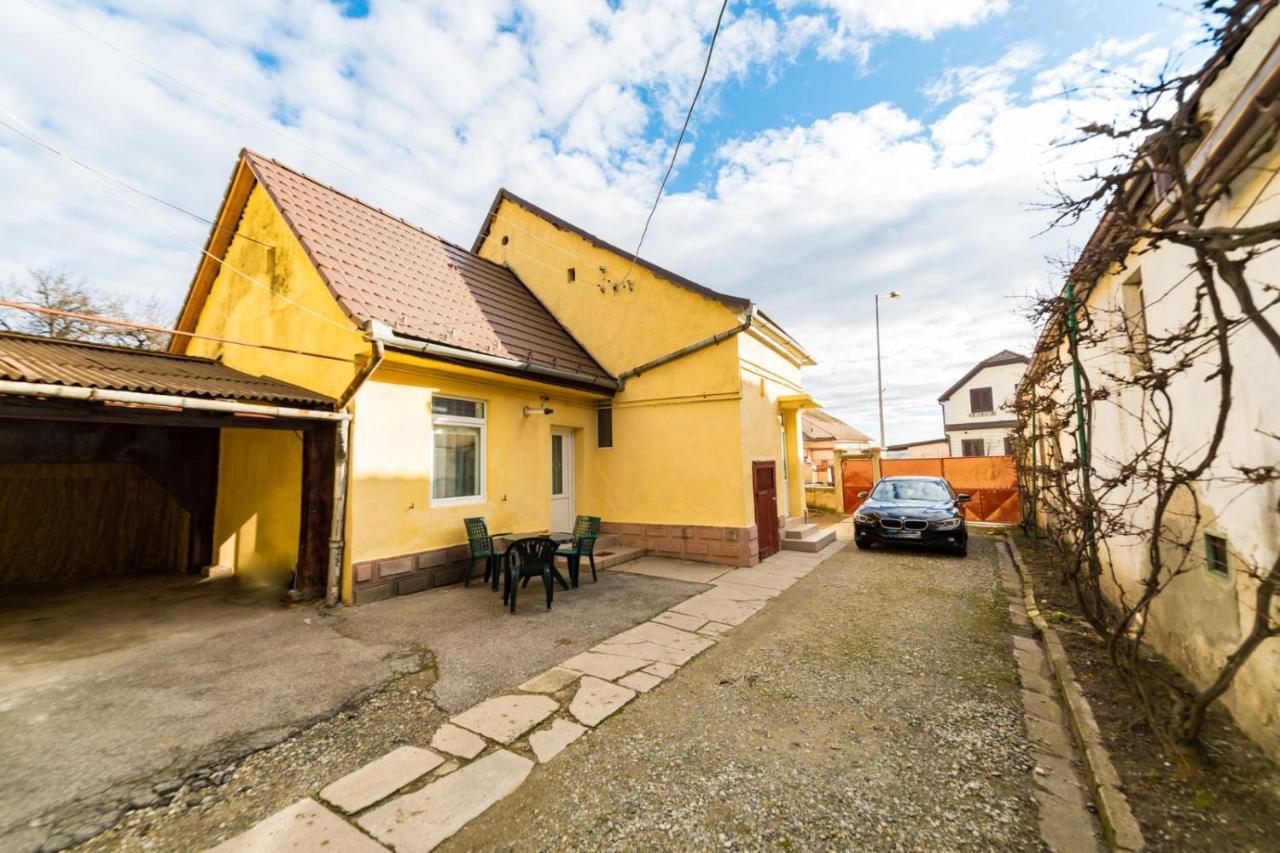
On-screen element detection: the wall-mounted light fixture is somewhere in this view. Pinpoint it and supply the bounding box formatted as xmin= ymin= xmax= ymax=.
xmin=523 ymin=396 xmax=554 ymax=417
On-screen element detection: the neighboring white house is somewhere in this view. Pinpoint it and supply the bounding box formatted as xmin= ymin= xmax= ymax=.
xmin=884 ymin=437 xmax=948 ymax=459
xmin=801 ymin=409 xmax=870 ymax=485
xmin=938 ymin=350 xmax=1028 ymax=457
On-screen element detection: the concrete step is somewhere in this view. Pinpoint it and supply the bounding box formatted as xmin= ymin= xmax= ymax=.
xmin=595 ymin=533 xmax=624 ymax=550
xmin=780 ymin=527 xmax=837 ymax=553
xmin=557 ymin=545 xmax=645 ymax=572
xmin=784 ymin=523 xmax=819 ymax=539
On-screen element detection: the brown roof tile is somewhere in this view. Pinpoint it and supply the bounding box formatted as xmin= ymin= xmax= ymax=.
xmin=242 ymin=153 xmax=612 ymax=386
xmin=0 ymin=333 xmax=333 ymax=407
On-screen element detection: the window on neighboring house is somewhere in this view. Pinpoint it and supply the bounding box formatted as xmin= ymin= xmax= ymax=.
xmin=961 ymin=439 xmax=986 ymax=457
xmin=1003 ymin=437 xmax=1014 ymax=456
xmin=1121 ymin=271 xmax=1150 ymax=375
xmin=431 ymin=395 xmax=486 ymax=503
xmin=1204 ymin=531 xmax=1229 ymax=578
xmin=969 ymin=387 xmax=994 ymax=416
xmin=597 ymin=404 xmax=613 ymax=449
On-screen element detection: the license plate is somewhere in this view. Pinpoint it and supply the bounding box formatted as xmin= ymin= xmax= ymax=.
xmin=886 ymin=529 xmax=922 ymax=539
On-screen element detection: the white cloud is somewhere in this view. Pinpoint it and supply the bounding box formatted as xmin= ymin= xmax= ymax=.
xmin=0 ymin=0 xmax=1194 ymax=443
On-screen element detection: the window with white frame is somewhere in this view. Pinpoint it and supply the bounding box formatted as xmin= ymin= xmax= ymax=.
xmin=431 ymin=395 xmax=486 ymax=503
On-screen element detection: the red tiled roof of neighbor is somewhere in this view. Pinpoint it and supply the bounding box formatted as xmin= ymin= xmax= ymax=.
xmin=802 ymin=409 xmax=871 ymax=443
xmin=239 ymin=152 xmax=613 ymax=387
xmin=0 ymin=332 xmax=334 ymax=407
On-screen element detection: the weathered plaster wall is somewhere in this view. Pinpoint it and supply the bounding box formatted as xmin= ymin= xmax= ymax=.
xmin=212 ymin=428 xmax=302 ymax=589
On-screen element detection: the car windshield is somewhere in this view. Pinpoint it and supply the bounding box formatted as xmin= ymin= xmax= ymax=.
xmin=870 ymin=479 xmax=952 ymax=502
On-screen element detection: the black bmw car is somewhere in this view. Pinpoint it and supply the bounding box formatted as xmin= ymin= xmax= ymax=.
xmin=853 ymin=475 xmax=970 ymax=556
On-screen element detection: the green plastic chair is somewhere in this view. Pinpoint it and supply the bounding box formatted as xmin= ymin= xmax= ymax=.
xmin=463 ymin=517 xmax=510 ymax=588
xmin=556 ymin=515 xmax=601 ymax=587
xmin=502 ymin=537 xmax=560 ymax=612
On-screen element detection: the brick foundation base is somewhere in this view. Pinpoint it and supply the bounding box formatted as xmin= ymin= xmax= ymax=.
xmin=351 ymin=543 xmax=475 ymax=604
xmin=599 ymin=521 xmax=760 ymax=567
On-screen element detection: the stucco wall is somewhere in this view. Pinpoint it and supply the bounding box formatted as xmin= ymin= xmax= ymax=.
xmin=212 ymin=428 xmax=302 ymax=588
xmin=1025 ymin=137 xmax=1280 ymax=756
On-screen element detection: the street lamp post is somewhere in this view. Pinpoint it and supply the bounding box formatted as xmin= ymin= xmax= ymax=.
xmin=875 ymin=291 xmax=901 ymax=450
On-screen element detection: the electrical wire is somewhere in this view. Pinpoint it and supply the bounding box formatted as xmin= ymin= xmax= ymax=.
xmin=618 ymin=0 xmax=730 ymax=285
xmin=0 ymin=299 xmax=356 ymax=362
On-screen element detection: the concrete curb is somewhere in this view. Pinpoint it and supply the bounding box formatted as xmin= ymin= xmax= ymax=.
xmin=1004 ymin=536 xmax=1146 ymax=853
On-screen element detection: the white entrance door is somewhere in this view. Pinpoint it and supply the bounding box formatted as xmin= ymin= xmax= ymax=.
xmin=550 ymin=429 xmax=575 ymax=533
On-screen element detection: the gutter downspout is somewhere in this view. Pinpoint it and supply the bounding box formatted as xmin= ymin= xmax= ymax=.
xmin=367 ymin=322 xmax=618 ymax=391
xmin=326 ymin=339 xmax=385 ymax=607
xmin=616 ymin=314 xmax=753 ymax=390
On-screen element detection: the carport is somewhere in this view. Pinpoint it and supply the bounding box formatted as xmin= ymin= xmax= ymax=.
xmin=0 ymin=332 xmax=347 ymax=599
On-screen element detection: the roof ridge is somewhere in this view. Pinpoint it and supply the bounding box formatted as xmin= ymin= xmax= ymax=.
xmin=242 ymin=150 xmax=517 ymax=279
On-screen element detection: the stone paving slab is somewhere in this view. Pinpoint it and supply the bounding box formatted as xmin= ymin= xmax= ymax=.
xmin=592 ymin=639 xmax=697 ymax=666
xmin=358 ymin=750 xmax=533 ymax=853
xmin=702 ymin=582 xmax=779 ymax=602
xmin=698 ymin=621 xmax=732 ymax=638
xmin=528 ymin=719 xmax=587 ymax=763
xmin=430 ymin=723 xmax=487 ymax=760
xmin=615 ymin=621 xmax=716 ymax=654
xmin=319 ymin=746 xmax=444 ymax=814
xmin=450 ymin=695 xmax=559 ymax=744
xmin=209 ymin=797 xmax=388 ymax=852
xmin=569 ymin=676 xmax=636 ymax=727
xmin=618 ymin=671 xmax=662 ymax=693
xmin=710 ymin=570 xmax=798 ymax=592
xmin=669 ymin=592 xmax=765 ymax=626
xmin=651 ymin=611 xmax=707 ymax=632
xmin=517 ymin=666 xmax=581 ymax=694
xmin=560 ymin=650 xmax=648 ymax=680
xmin=643 ymin=661 xmax=678 ymax=679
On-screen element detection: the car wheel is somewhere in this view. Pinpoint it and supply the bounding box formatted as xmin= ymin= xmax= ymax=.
xmin=952 ymin=543 xmax=967 ymax=557
xmin=855 ymin=538 xmax=872 ymax=550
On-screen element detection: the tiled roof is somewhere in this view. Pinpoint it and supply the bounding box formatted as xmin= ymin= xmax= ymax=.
xmin=802 ymin=409 xmax=871 ymax=443
xmin=242 ymin=152 xmax=613 ymax=387
xmin=0 ymin=332 xmax=334 ymax=407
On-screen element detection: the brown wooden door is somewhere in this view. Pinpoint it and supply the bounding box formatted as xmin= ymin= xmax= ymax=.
xmin=752 ymin=461 xmax=780 ymax=560
xmin=294 ymin=425 xmax=336 ymax=599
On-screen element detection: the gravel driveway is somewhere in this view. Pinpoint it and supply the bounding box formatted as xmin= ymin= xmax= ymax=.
xmin=446 ymin=533 xmax=1042 ymax=851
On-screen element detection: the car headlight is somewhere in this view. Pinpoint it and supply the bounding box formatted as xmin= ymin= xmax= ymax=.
xmin=854 ymin=512 xmax=878 ymax=524
xmin=929 ymin=517 xmax=963 ymax=530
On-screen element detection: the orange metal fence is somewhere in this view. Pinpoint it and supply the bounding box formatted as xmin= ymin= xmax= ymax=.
xmin=841 ymin=455 xmax=1021 ymax=523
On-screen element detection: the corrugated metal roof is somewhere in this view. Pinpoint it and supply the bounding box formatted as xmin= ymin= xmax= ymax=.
xmin=242 ymin=152 xmax=613 ymax=387
xmin=0 ymin=333 xmax=335 ymax=407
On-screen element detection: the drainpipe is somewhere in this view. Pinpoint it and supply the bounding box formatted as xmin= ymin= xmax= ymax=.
xmin=366 ymin=322 xmax=618 ymax=391
xmin=616 ymin=315 xmax=753 ymax=390
xmin=326 ymin=338 xmax=385 ymax=607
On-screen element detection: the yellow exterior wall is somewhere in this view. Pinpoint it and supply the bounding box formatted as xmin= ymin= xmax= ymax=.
xmin=737 ymin=330 xmax=809 ymax=523
xmin=213 ymin=428 xmax=302 ymax=588
xmin=185 ymin=183 xmax=367 ymax=398
xmin=475 ymin=198 xmax=744 ymax=375
xmin=348 ymin=355 xmax=601 ymax=564
xmin=185 ymin=181 xmax=368 ymax=591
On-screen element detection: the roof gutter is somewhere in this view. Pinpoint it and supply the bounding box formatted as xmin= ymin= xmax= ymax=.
xmin=616 ymin=315 xmax=753 ymax=390
xmin=0 ymin=380 xmax=349 ymax=421
xmin=367 ymin=322 xmax=618 ymax=391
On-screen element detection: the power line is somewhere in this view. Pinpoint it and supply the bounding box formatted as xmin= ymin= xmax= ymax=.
xmin=0 ymin=299 xmax=356 ymax=363
xmin=619 ymin=0 xmax=730 ymax=284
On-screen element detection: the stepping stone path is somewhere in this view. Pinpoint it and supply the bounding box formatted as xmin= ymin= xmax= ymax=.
xmin=209 ymin=798 xmax=386 ymax=852
xmin=570 ymin=676 xmax=637 ymax=727
xmin=430 ymin=723 xmax=487 ymax=760
xmin=358 ymin=750 xmax=534 ymax=853
xmin=319 ymin=746 xmax=444 ymax=814
xmin=517 ymin=666 xmax=580 ymax=693
xmin=450 ymin=694 xmax=558 ymax=744
xmin=528 ymin=719 xmax=587 ymax=763
xmin=207 ymin=540 xmax=843 ymax=852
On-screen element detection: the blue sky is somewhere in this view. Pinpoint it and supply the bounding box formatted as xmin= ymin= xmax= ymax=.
xmin=0 ymin=0 xmax=1205 ymax=442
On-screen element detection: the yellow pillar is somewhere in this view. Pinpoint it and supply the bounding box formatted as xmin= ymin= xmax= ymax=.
xmin=781 ymin=407 xmax=805 ymax=521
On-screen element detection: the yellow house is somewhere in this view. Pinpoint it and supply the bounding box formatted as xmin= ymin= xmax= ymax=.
xmin=173 ymin=151 xmax=828 ymax=604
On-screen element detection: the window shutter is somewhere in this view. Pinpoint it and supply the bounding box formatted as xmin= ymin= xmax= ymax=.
xmin=969 ymin=387 xmax=994 ymax=413
xmin=597 ymin=405 xmax=613 ymax=448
